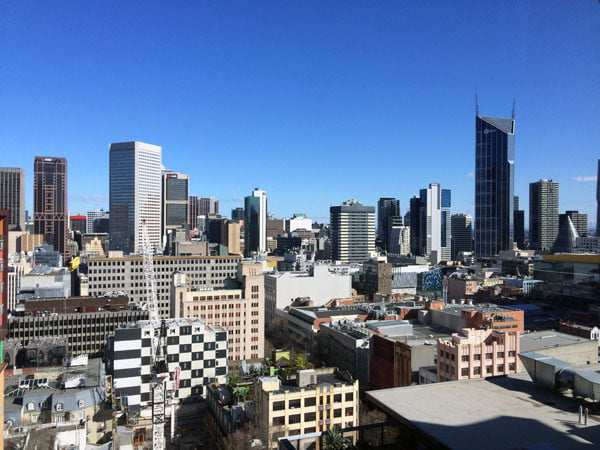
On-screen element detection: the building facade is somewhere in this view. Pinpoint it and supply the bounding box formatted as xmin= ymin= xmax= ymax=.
xmin=199 ymin=197 xmax=219 ymax=216
xmin=451 ymin=213 xmax=472 ymax=260
xmin=0 ymin=167 xmax=25 ymax=231
xmin=108 ymin=318 xmax=227 ymax=409
xmin=188 ymin=196 xmax=199 ymax=229
xmin=172 ymin=261 xmax=265 ymax=362
xmin=162 ymin=170 xmax=189 ymax=242
xmin=33 ymin=157 xmax=68 ymax=259
xmin=388 ymin=226 xmax=410 ymax=255
xmin=109 ymin=141 xmax=162 ymax=254
xmin=86 ymin=209 xmax=109 ymax=234
xmin=377 ymin=198 xmax=401 ymax=252
xmin=1 ymin=210 xmax=8 ymax=344
xmin=87 ymin=254 xmax=242 ymax=318
xmin=245 ymin=189 xmax=267 ymax=255
xmin=529 ymin=179 xmax=559 ymax=251
xmin=563 ymin=210 xmax=588 ymax=238
xmin=329 ymin=200 xmax=375 ymax=263
xmin=475 ymin=114 xmax=515 ymax=257
xmin=418 ymin=184 xmax=451 ymax=264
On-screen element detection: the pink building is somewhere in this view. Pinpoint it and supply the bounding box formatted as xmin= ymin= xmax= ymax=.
xmin=437 ymin=328 xmax=519 ymax=382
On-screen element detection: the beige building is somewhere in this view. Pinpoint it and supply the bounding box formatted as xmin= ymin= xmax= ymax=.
xmin=437 ymin=328 xmax=520 ymax=382
xmin=87 ymin=253 xmax=242 ymax=317
xmin=226 ymin=221 xmax=241 ymax=255
xmin=254 ymin=368 xmax=359 ymax=449
xmin=172 ymin=261 xmax=265 ymax=362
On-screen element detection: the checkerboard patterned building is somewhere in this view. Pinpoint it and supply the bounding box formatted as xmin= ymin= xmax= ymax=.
xmin=108 ymin=318 xmax=227 ymax=410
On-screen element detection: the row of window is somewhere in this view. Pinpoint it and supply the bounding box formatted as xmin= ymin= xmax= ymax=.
xmin=272 ymin=393 xmax=354 ymax=411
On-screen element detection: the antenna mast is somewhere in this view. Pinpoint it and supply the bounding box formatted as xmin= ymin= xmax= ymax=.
xmin=512 ymin=98 xmax=516 ymax=119
xmin=475 ymin=92 xmax=480 ymax=116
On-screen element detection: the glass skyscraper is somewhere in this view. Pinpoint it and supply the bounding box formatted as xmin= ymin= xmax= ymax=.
xmin=475 ymin=115 xmax=515 ymax=257
xmin=109 ymin=141 xmax=162 ymax=254
xmin=244 ymin=188 xmax=267 ymax=256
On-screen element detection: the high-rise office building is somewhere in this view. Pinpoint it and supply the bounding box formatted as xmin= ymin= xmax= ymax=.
xmin=69 ymin=215 xmax=87 ymax=234
xmin=597 ymin=160 xmax=599 ymax=236
xmin=1 ymin=209 xmax=9 ymax=343
xmin=188 ymin=195 xmax=199 ymax=229
xmin=389 ymin=226 xmax=410 ymax=255
xmin=417 ymin=184 xmax=451 ymax=264
xmin=86 ymin=209 xmax=109 ymax=234
xmin=377 ymin=198 xmax=401 ymax=252
xmin=198 ymin=197 xmax=219 ymax=216
xmin=162 ymin=170 xmax=189 ymax=241
xmin=0 ymin=167 xmax=26 ymax=231
xmin=231 ymin=207 xmax=245 ymax=221
xmin=409 ymin=196 xmax=421 ymax=256
xmin=562 ymin=210 xmax=587 ymax=238
xmin=244 ymin=189 xmax=267 ymax=255
xmin=33 ymin=156 xmax=68 ymax=259
xmin=329 ymin=200 xmax=375 ymax=263
xmin=109 ymin=141 xmax=162 ymax=254
xmin=529 ymin=179 xmax=559 ymax=251
xmin=513 ymin=196 xmax=525 ymax=249
xmin=451 ymin=214 xmax=472 ymax=259
xmin=475 ymin=113 xmax=515 ymax=257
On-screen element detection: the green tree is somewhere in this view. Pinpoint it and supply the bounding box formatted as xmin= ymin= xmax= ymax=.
xmin=232 ymin=385 xmax=250 ymax=402
xmin=325 ymin=427 xmax=349 ymax=450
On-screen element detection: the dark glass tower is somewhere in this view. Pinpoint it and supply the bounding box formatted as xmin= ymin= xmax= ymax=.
xmin=475 ymin=115 xmax=515 ymax=257
xmin=377 ymin=197 xmax=401 ymax=252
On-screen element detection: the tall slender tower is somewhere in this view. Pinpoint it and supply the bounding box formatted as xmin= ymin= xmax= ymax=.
xmin=418 ymin=184 xmax=451 ymax=264
xmin=451 ymin=213 xmax=473 ymax=259
xmin=475 ymin=113 xmax=515 ymax=257
xmin=109 ymin=142 xmax=162 ymax=254
xmin=529 ymin=179 xmax=559 ymax=251
xmin=244 ymin=188 xmax=267 ymax=255
xmin=377 ymin=197 xmax=401 ymax=252
xmin=0 ymin=167 xmax=26 ymax=231
xmin=162 ymin=170 xmax=189 ymax=241
xmin=34 ymin=157 xmax=68 ymax=259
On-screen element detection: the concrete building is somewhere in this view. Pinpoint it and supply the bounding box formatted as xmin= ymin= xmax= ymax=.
xmin=362 ymin=258 xmax=392 ymax=299
xmin=33 ymin=157 xmax=68 ymax=259
xmin=0 ymin=167 xmax=26 ymax=231
xmin=3 ymin=357 xmax=111 ymax=445
xmin=562 ymin=210 xmax=588 ymax=237
xmin=162 ymin=170 xmax=189 ymax=244
xmin=330 ymin=200 xmax=375 ymax=263
xmin=86 ymin=209 xmax=109 ymax=234
xmin=451 ymin=213 xmax=472 ymax=260
xmin=8 ymin=296 xmax=148 ymax=357
xmin=188 ymin=195 xmax=199 ymax=229
xmin=388 ymin=225 xmax=410 ymax=256
xmin=1 ymin=209 xmax=8 ymax=345
xmin=171 ymin=261 xmax=265 ymax=362
xmin=254 ymin=368 xmax=359 ymax=449
xmin=199 ymin=197 xmax=219 ymax=216
xmin=475 ymin=113 xmax=515 ymax=258
xmin=287 ymin=213 xmax=312 ymax=233
xmin=109 ymin=141 xmax=162 ymax=254
xmin=426 ymin=302 xmax=524 ymax=334
xmin=533 ymin=254 xmax=600 ymax=302
xmin=520 ymin=330 xmax=597 ymax=366
xmin=87 ymin=253 xmax=242 ymax=318
xmin=245 ymin=189 xmax=267 ymax=255
xmin=107 ymin=318 xmax=227 ymax=410
xmin=529 ymin=179 xmax=559 ymax=251
xmin=231 ymin=206 xmax=244 ymax=221
xmin=264 ymin=264 xmax=352 ymax=323
xmin=69 ymin=215 xmax=86 ymax=234
xmin=418 ymin=184 xmax=451 ymax=263
xmin=437 ymin=328 xmax=520 ymax=382
xmin=17 ymin=265 xmax=71 ymax=300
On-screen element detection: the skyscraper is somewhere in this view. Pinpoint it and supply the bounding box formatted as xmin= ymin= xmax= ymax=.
xmin=244 ymin=189 xmax=267 ymax=255
xmin=86 ymin=209 xmax=109 ymax=234
xmin=513 ymin=196 xmax=525 ymax=249
xmin=162 ymin=170 xmax=189 ymax=240
xmin=529 ymin=179 xmax=559 ymax=251
xmin=198 ymin=197 xmax=219 ymax=216
xmin=231 ymin=207 xmax=245 ymax=221
xmin=109 ymin=141 xmax=162 ymax=254
xmin=0 ymin=167 xmax=25 ymax=231
xmin=475 ymin=113 xmax=515 ymax=257
xmin=329 ymin=200 xmax=375 ymax=263
xmin=188 ymin=196 xmax=199 ymax=229
xmin=597 ymin=159 xmax=599 ymax=236
xmin=451 ymin=214 xmax=473 ymax=259
xmin=418 ymin=184 xmax=451 ymax=264
xmin=562 ymin=210 xmax=588 ymax=238
xmin=409 ymin=196 xmax=421 ymax=256
xmin=377 ymin=197 xmax=401 ymax=252
xmin=34 ymin=156 xmax=68 ymax=259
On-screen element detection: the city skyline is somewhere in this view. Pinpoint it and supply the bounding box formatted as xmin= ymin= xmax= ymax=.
xmin=1 ymin=2 xmax=598 ymax=224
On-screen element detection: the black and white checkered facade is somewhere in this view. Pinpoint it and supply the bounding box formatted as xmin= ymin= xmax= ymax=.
xmin=110 ymin=318 xmax=227 ymax=409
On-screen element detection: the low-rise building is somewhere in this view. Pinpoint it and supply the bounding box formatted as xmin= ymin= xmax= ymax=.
xmin=426 ymin=302 xmax=524 ymax=333
xmin=254 ymin=368 xmax=359 ymax=449
xmin=520 ymin=330 xmax=598 ymax=366
xmin=437 ymin=328 xmax=520 ymax=382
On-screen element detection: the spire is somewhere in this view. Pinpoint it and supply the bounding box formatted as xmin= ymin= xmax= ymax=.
xmin=475 ymin=92 xmax=480 ymax=116
xmin=512 ymin=98 xmax=516 ymax=119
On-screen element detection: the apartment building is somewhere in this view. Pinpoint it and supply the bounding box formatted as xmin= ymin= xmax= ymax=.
xmin=107 ymin=318 xmax=227 ymax=410
xmin=171 ymin=261 xmax=265 ymax=362
xmin=254 ymin=368 xmax=359 ymax=449
xmin=87 ymin=253 xmax=242 ymax=317
xmin=437 ymin=328 xmax=520 ymax=382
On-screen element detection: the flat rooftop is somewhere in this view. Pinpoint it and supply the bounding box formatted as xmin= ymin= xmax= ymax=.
xmin=366 ymin=369 xmax=600 ymax=449
xmin=521 ymin=330 xmax=592 ymax=352
xmin=441 ymin=303 xmax=518 ymax=316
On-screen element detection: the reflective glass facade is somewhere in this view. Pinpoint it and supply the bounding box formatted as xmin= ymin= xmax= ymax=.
xmin=475 ymin=115 xmax=515 ymax=257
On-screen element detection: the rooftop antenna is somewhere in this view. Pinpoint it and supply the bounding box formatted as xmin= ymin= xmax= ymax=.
xmin=475 ymin=92 xmax=480 ymax=116
xmin=512 ymin=98 xmax=516 ymax=119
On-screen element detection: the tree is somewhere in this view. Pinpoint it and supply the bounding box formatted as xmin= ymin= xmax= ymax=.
xmin=325 ymin=427 xmax=349 ymax=450
xmin=232 ymin=385 xmax=250 ymax=403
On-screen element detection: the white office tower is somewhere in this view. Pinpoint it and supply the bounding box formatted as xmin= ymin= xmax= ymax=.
xmin=109 ymin=141 xmax=162 ymax=254
xmin=389 ymin=225 xmax=411 ymax=255
xmin=420 ymin=183 xmax=451 ymax=264
xmin=330 ymin=200 xmax=376 ymax=263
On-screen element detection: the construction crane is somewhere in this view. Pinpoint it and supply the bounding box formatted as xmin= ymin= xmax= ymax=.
xmin=140 ymin=220 xmax=169 ymax=450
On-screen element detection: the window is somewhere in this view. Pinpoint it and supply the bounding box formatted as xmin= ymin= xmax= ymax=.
xmin=272 ymin=416 xmax=285 ymax=426
xmin=27 ymin=402 xmax=35 ymax=411
xmin=289 ymin=399 xmax=301 ymax=409
xmin=304 ymin=412 xmax=316 ymax=422
xmin=304 ymin=427 xmax=316 ymax=434
xmin=273 ymin=401 xmax=285 ymax=411
xmin=485 ymin=353 xmax=493 ymax=360
xmin=56 ymin=402 xmax=64 ymax=411
xmin=486 ymin=365 xmax=493 ymax=374
xmin=78 ymin=399 xmax=85 ymax=408
xmin=289 ymin=414 xmax=301 ymax=424
xmin=461 ymin=368 xmax=469 ymax=376
xmin=461 ymin=355 xmax=469 ymax=362
xmin=474 ymin=354 xmax=481 ymax=361
xmin=345 ymin=392 xmax=353 ymax=402
xmin=474 ymin=366 xmax=481 ymax=375
xmin=497 ymin=364 xmax=504 ymax=372
xmin=509 ymin=363 xmax=516 ymax=371
xmin=304 ymin=397 xmax=316 ymax=407
xmin=345 ymin=407 xmax=353 ymax=416
xmin=508 ymin=351 xmax=516 ymax=357
xmin=334 ymin=394 xmax=342 ymax=402
xmin=334 ymin=409 xmax=342 ymax=418
xmin=497 ymin=352 xmax=504 ymax=358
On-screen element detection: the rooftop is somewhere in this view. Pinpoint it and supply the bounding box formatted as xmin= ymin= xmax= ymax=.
xmin=441 ymin=302 xmax=518 ymax=316
xmin=366 ymin=368 xmax=600 ymax=449
xmin=521 ymin=330 xmax=592 ymax=353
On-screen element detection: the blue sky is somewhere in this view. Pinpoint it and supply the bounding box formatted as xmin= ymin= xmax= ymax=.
xmin=1 ymin=1 xmax=599 ymax=225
